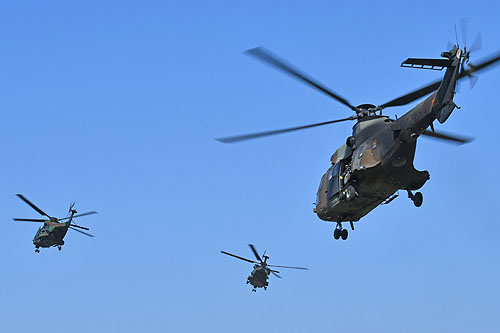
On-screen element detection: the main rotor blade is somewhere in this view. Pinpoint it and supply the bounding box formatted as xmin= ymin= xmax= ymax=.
xmin=462 ymin=51 xmax=500 ymax=76
xmin=13 ymin=218 xmax=47 ymax=222
xmin=270 ymin=270 xmax=282 ymax=279
xmin=59 ymin=211 xmax=98 ymax=221
xmin=421 ymin=129 xmax=473 ymax=144
xmin=221 ymin=251 xmax=257 ymax=264
xmin=248 ymin=244 xmax=263 ymax=262
xmin=246 ymin=47 xmax=358 ymax=111
xmin=69 ymin=226 xmax=95 ymax=237
xmin=69 ymin=224 xmax=90 ymax=231
xmin=267 ymin=264 xmax=309 ymax=270
xmin=379 ymin=51 xmax=500 ymax=109
xmin=216 ymin=117 xmax=356 ymax=143
xmin=378 ymin=81 xmax=441 ymax=109
xmin=16 ymin=194 xmax=51 ymax=218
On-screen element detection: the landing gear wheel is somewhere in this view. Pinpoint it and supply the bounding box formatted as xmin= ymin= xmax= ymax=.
xmin=345 ymin=186 xmax=356 ymax=202
xmin=413 ymin=192 xmax=423 ymax=207
xmin=333 ymin=228 xmax=341 ymax=240
xmin=346 ymin=136 xmax=355 ymax=148
xmin=35 ymin=248 xmax=40 ymax=253
xmin=341 ymin=229 xmax=348 ymax=240
xmin=58 ymin=246 xmax=62 ymax=251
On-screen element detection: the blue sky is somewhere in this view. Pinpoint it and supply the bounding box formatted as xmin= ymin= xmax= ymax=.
xmin=1 ymin=1 xmax=499 ymax=332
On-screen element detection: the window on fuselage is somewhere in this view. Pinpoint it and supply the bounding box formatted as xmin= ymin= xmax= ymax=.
xmin=327 ymin=163 xmax=341 ymax=199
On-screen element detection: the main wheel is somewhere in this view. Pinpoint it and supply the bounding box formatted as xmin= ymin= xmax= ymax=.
xmin=413 ymin=192 xmax=423 ymax=207
xmin=346 ymin=136 xmax=355 ymax=148
xmin=345 ymin=186 xmax=356 ymax=202
xmin=341 ymin=229 xmax=348 ymax=240
xmin=333 ymin=228 xmax=341 ymax=240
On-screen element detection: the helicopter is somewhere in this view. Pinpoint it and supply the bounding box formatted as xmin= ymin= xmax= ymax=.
xmin=221 ymin=244 xmax=308 ymax=292
xmin=13 ymin=194 xmax=97 ymax=252
xmin=217 ymin=35 xmax=500 ymax=240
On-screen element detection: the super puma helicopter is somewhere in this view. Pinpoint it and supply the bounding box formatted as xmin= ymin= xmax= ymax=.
xmin=217 ymin=38 xmax=500 ymax=240
xmin=13 ymin=194 xmax=97 ymax=252
xmin=221 ymin=244 xmax=308 ymax=292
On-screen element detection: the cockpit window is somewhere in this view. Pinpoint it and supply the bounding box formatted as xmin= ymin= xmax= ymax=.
xmin=316 ymin=173 xmax=327 ymax=205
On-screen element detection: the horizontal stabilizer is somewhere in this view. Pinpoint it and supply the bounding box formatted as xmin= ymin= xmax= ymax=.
xmin=401 ymin=58 xmax=452 ymax=70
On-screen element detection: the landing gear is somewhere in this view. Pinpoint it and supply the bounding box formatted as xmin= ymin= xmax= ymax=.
xmin=264 ymin=286 xmax=267 ymax=290
xmin=334 ymin=228 xmax=341 ymax=240
xmin=35 ymin=248 xmax=40 ymax=253
xmin=341 ymin=229 xmax=348 ymax=240
xmin=333 ymin=223 xmax=348 ymax=240
xmin=345 ymin=186 xmax=356 ymax=202
xmin=58 ymin=246 xmax=62 ymax=251
xmin=252 ymin=289 xmax=256 ymax=292
xmin=407 ymin=190 xmax=423 ymax=207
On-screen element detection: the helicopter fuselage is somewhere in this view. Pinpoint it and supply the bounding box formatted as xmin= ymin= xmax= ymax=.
xmin=247 ymin=264 xmax=270 ymax=289
xmin=33 ymin=221 xmax=70 ymax=248
xmin=315 ymin=52 xmax=461 ymax=225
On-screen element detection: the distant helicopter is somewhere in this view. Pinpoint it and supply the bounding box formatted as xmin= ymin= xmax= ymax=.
xmin=221 ymin=244 xmax=308 ymax=292
xmin=13 ymin=194 xmax=97 ymax=253
xmin=217 ymin=28 xmax=500 ymax=240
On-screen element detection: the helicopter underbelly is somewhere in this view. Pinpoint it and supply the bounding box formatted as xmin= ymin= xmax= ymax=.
xmin=326 ymin=166 xmax=398 ymax=222
xmin=33 ymin=229 xmax=67 ymax=248
xmin=322 ymin=151 xmax=429 ymax=222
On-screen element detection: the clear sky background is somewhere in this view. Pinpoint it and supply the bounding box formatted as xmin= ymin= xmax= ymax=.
xmin=1 ymin=1 xmax=499 ymax=332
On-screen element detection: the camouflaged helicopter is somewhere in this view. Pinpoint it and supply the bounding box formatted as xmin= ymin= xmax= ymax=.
xmin=221 ymin=244 xmax=308 ymax=292
xmin=13 ymin=194 xmax=97 ymax=252
xmin=217 ymin=33 xmax=500 ymax=240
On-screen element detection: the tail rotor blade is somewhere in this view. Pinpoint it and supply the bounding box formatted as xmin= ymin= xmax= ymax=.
xmin=460 ymin=17 xmax=469 ymax=47
xmin=470 ymin=33 xmax=482 ymax=53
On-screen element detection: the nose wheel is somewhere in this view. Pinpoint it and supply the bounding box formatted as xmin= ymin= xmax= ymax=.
xmin=407 ymin=190 xmax=423 ymax=207
xmin=35 ymin=248 xmax=40 ymax=253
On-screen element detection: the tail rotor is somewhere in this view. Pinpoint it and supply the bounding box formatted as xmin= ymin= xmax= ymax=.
xmin=457 ymin=18 xmax=482 ymax=89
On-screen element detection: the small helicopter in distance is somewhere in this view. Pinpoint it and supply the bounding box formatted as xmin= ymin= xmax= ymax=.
xmin=13 ymin=194 xmax=97 ymax=253
xmin=217 ymin=25 xmax=500 ymax=240
xmin=221 ymin=244 xmax=308 ymax=292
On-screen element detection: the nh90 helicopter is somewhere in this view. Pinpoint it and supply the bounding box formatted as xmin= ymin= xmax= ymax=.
xmin=221 ymin=244 xmax=308 ymax=292
xmin=217 ymin=34 xmax=500 ymax=240
xmin=13 ymin=194 xmax=97 ymax=252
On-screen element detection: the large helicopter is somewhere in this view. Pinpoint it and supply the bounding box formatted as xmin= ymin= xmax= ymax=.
xmin=221 ymin=244 xmax=308 ymax=292
xmin=13 ymin=194 xmax=97 ymax=252
xmin=217 ymin=35 xmax=500 ymax=240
